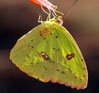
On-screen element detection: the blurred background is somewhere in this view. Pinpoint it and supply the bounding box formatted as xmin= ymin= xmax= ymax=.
xmin=0 ymin=0 xmax=99 ymax=93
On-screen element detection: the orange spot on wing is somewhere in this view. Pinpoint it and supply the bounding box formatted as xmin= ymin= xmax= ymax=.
xmin=39 ymin=27 xmax=49 ymax=37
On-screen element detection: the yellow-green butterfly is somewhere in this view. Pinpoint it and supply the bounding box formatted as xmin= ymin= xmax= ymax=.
xmin=10 ymin=16 xmax=88 ymax=90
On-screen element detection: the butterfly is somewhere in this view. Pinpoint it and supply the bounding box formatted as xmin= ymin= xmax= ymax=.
xmin=10 ymin=16 xmax=88 ymax=90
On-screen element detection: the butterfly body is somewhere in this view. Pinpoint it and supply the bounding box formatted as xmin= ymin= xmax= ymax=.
xmin=10 ymin=16 xmax=88 ymax=90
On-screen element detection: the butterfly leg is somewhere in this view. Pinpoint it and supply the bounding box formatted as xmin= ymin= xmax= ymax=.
xmin=38 ymin=15 xmax=44 ymax=23
xmin=46 ymin=6 xmax=52 ymax=21
xmin=41 ymin=5 xmax=51 ymax=21
xmin=52 ymin=10 xmax=57 ymax=19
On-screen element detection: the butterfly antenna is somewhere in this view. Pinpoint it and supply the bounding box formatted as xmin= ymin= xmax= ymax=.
xmin=54 ymin=10 xmax=64 ymax=15
xmin=64 ymin=0 xmax=78 ymax=19
xmin=46 ymin=6 xmax=52 ymax=20
xmin=51 ymin=9 xmax=57 ymax=19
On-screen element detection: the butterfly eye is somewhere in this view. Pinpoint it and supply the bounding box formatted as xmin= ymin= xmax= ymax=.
xmin=57 ymin=20 xmax=61 ymax=23
xmin=55 ymin=16 xmax=63 ymax=25
xmin=56 ymin=19 xmax=63 ymax=25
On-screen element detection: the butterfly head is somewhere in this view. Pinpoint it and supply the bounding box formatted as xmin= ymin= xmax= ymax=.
xmin=49 ymin=16 xmax=63 ymax=25
xmin=55 ymin=16 xmax=63 ymax=25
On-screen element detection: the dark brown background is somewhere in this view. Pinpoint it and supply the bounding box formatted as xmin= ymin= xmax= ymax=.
xmin=0 ymin=0 xmax=99 ymax=93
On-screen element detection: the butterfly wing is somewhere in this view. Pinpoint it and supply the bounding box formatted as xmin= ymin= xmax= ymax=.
xmin=10 ymin=21 xmax=88 ymax=90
